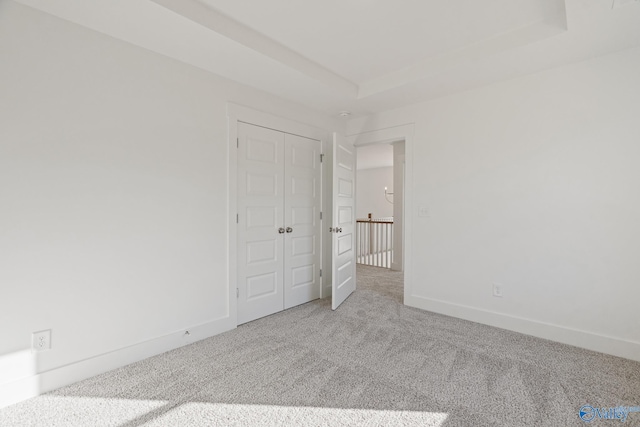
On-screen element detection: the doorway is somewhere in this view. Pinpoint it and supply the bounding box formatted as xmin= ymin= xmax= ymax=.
xmin=354 ymin=141 xmax=403 ymax=271
xmin=352 ymin=139 xmax=406 ymax=309
xmin=348 ymin=124 xmax=414 ymax=304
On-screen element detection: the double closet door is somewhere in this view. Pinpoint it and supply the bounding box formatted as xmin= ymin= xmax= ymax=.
xmin=237 ymin=122 xmax=322 ymax=325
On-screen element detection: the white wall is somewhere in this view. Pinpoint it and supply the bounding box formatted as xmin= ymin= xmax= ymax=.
xmin=348 ymin=47 xmax=640 ymax=361
xmin=356 ymin=167 xmax=393 ymax=219
xmin=0 ymin=1 xmax=340 ymax=407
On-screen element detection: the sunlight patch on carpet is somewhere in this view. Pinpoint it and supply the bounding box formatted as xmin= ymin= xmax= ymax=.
xmin=0 ymin=396 xmax=169 ymax=426
xmin=146 ymin=402 xmax=449 ymax=426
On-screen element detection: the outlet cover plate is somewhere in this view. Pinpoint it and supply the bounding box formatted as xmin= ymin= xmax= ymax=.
xmin=32 ymin=329 xmax=52 ymax=352
xmin=493 ymin=283 xmax=503 ymax=298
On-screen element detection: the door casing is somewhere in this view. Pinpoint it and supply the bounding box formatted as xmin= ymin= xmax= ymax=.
xmin=348 ymin=124 xmax=414 ymax=304
xmin=228 ymin=103 xmax=332 ymax=326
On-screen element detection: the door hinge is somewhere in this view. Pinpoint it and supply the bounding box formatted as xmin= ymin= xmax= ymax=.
xmin=237 ymin=138 xmax=239 ymax=148
xmin=320 ymin=269 xmax=322 ymax=277
xmin=320 ymin=154 xmax=324 ymax=163
xmin=236 ymin=288 xmax=239 ymax=298
xmin=236 ymin=213 xmax=239 ymax=223
xmin=320 ymin=211 xmax=322 ymax=220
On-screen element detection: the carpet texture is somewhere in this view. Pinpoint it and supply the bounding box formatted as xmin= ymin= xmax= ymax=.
xmin=2 ymin=265 xmax=639 ymax=426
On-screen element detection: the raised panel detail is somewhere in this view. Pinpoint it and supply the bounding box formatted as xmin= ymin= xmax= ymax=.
xmin=338 ymin=178 xmax=352 ymax=197
xmin=292 ymin=146 xmax=315 ymax=169
xmin=337 ymin=233 xmax=352 ymax=255
xmin=292 ymin=265 xmax=314 ymax=289
xmin=247 ymin=173 xmax=277 ymax=196
xmin=337 ymin=260 xmax=353 ymax=290
xmin=338 ymin=145 xmax=354 ymax=171
xmin=292 ymin=207 xmax=314 ymax=226
xmin=247 ymin=239 xmax=277 ymax=265
xmin=292 ymin=236 xmax=315 ymax=257
xmin=338 ymin=206 xmax=352 ymax=226
xmin=292 ymin=176 xmax=314 ymax=196
xmin=247 ymin=272 xmax=277 ymax=300
xmin=246 ymin=207 xmax=276 ymax=229
xmin=247 ymin=137 xmax=277 ymax=163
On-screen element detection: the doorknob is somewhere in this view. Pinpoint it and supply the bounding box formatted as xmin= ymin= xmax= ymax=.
xmin=278 ymin=227 xmax=285 ymax=234
xmin=336 ymin=227 xmax=342 ymax=233
xmin=286 ymin=227 xmax=293 ymax=233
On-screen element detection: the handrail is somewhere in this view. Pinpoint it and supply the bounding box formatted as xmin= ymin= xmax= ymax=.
xmin=356 ymin=219 xmax=393 ymax=224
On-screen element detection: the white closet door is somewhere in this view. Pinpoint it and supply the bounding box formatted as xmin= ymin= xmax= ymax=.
xmin=283 ymin=133 xmax=321 ymax=309
xmin=237 ymin=122 xmax=285 ymax=324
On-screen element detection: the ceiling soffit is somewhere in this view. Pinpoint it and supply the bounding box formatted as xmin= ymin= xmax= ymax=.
xmin=12 ymin=0 xmax=640 ymax=116
xmin=151 ymin=0 xmax=569 ymax=100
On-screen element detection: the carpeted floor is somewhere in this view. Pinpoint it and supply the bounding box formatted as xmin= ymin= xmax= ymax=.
xmin=2 ymin=265 xmax=639 ymax=426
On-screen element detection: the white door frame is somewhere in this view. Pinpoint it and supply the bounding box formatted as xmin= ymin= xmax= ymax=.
xmin=347 ymin=124 xmax=414 ymax=303
xmin=227 ymin=103 xmax=331 ymax=326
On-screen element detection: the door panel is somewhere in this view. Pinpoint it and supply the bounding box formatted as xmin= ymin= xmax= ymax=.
xmin=291 ymin=235 xmax=314 ymax=256
xmin=237 ymin=123 xmax=285 ymax=324
xmin=284 ymin=133 xmax=321 ymax=309
xmin=332 ymin=133 xmax=356 ymax=310
xmin=246 ymin=239 xmax=277 ymax=264
xmin=291 ymin=265 xmax=314 ymax=288
xmin=337 ymin=233 xmax=352 ymax=255
xmin=247 ymin=272 xmax=278 ymax=299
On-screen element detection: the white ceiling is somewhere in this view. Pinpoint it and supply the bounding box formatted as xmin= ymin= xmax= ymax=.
xmin=13 ymin=0 xmax=640 ymax=118
xmin=198 ymin=0 xmax=563 ymax=83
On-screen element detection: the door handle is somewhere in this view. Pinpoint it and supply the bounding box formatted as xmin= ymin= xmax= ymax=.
xmin=329 ymin=227 xmax=342 ymax=233
xmin=286 ymin=227 xmax=293 ymax=233
xmin=336 ymin=227 xmax=342 ymax=233
xmin=278 ymin=227 xmax=285 ymax=234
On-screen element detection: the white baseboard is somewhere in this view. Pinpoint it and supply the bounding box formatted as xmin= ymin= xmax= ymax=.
xmin=405 ymin=294 xmax=640 ymax=362
xmin=0 ymin=316 xmax=235 ymax=409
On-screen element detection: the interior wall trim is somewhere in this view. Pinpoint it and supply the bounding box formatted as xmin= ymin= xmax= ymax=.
xmin=406 ymin=294 xmax=640 ymax=362
xmin=0 ymin=316 xmax=234 ymax=409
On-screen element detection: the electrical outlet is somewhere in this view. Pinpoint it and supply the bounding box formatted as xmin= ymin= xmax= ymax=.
xmin=32 ymin=329 xmax=52 ymax=352
xmin=493 ymin=283 xmax=503 ymax=298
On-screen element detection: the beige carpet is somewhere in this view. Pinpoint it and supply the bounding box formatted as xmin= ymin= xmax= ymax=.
xmin=1 ymin=265 xmax=639 ymax=426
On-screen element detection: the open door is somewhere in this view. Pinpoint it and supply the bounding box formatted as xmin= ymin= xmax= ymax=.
xmin=331 ymin=133 xmax=356 ymax=310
